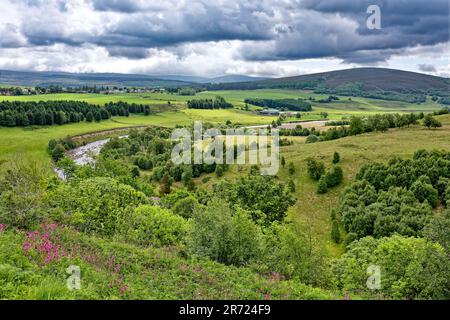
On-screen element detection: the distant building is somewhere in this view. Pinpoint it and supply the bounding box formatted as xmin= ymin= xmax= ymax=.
xmin=259 ymin=109 xmax=280 ymax=116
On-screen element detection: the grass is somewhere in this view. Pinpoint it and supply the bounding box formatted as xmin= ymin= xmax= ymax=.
xmin=276 ymin=114 xmax=450 ymax=256
xmin=0 ymin=89 xmax=448 ymax=258
xmin=1 ymin=89 xmax=444 ymax=119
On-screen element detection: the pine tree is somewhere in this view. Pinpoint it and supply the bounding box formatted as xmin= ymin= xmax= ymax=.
xmin=331 ymin=220 xmax=341 ymax=244
xmin=332 ymin=152 xmax=341 ymax=164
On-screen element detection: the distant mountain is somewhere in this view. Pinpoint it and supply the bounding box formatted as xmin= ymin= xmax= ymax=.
xmin=207 ymin=68 xmax=450 ymax=93
xmin=107 ymin=74 xmax=268 ymax=84
xmin=207 ymin=75 xmax=268 ymax=84
xmin=0 ymin=70 xmax=196 ymax=88
xmin=0 ymin=70 xmax=268 ymax=87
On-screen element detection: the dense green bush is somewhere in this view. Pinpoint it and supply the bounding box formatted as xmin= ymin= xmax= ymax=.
xmin=189 ymin=199 xmax=262 ymax=266
xmin=0 ymin=158 xmax=47 ymax=228
xmin=48 ymin=177 xmax=148 ymax=236
xmin=306 ymin=158 xmax=325 ymax=181
xmin=213 ymin=175 xmax=296 ymax=225
xmin=333 ymin=235 xmax=450 ymax=299
xmin=122 ymin=205 xmax=189 ymax=247
xmin=338 ymin=151 xmax=450 ymax=241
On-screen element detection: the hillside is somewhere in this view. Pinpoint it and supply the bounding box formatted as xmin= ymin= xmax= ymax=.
xmin=0 ymin=70 xmax=267 ymax=88
xmin=207 ymin=68 xmax=450 ymax=93
xmin=0 ymin=70 xmax=195 ymax=88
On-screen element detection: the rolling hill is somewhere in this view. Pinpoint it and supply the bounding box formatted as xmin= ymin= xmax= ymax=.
xmin=0 ymin=70 xmax=267 ymax=88
xmin=207 ymin=68 xmax=450 ymax=93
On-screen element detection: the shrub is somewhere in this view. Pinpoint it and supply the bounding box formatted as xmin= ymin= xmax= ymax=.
xmin=305 ymin=134 xmax=319 ymax=144
xmin=48 ymin=177 xmax=148 ymax=236
xmin=324 ymin=166 xmax=343 ymax=188
xmin=306 ymin=158 xmax=325 ymax=180
xmin=51 ymin=144 xmax=66 ymax=162
xmin=189 ymin=199 xmax=262 ymax=266
xmin=172 ymin=196 xmax=199 ymax=219
xmin=0 ymin=158 xmax=47 ymax=228
xmin=333 ymin=235 xmax=450 ymax=299
xmin=124 ymin=205 xmax=189 ymax=247
xmin=317 ymin=176 xmax=328 ymax=194
xmin=332 ymin=152 xmax=341 ymax=164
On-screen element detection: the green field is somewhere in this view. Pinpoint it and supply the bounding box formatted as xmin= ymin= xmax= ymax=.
xmin=1 ymin=88 xmax=449 ymax=300
xmin=2 ymin=89 xmax=444 ymax=119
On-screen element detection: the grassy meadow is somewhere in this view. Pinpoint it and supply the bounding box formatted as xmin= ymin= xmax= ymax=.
xmin=1 ymin=90 xmax=448 ymax=253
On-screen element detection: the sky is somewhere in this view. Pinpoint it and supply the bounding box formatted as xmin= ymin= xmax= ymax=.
xmin=0 ymin=0 xmax=449 ymax=78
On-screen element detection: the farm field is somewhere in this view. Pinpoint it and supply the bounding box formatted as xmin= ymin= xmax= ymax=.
xmin=0 ymin=90 xmax=449 ymax=300
xmin=1 ymin=89 xmax=443 ymax=118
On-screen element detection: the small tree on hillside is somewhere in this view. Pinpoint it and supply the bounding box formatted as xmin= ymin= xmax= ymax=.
xmin=332 ymin=152 xmax=341 ymax=164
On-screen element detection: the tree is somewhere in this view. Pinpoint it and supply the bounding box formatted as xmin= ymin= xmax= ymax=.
xmin=306 ymin=158 xmax=325 ymax=180
xmin=332 ymin=152 xmax=341 ymax=164
xmin=317 ymin=176 xmax=328 ymax=194
xmin=125 ymin=205 xmax=189 ymax=247
xmin=189 ymin=199 xmax=262 ymax=266
xmin=288 ymin=162 xmax=296 ymax=175
xmin=47 ymin=177 xmax=148 ymax=236
xmin=159 ymin=174 xmax=173 ymax=195
xmin=423 ymin=114 xmax=442 ymax=129
xmin=411 ymin=176 xmax=439 ymax=208
xmin=51 ymin=144 xmax=66 ymax=162
xmin=86 ymin=111 xmax=94 ymax=122
xmin=324 ymin=166 xmax=343 ymax=188
xmin=172 ymin=196 xmax=198 ymax=219
xmin=0 ymin=158 xmax=46 ymax=228
xmin=305 ymin=134 xmax=319 ymax=144
xmin=333 ymin=235 xmax=450 ymax=299
xmin=281 ymin=156 xmax=286 ymax=168
xmin=213 ymin=175 xmax=296 ymax=225
xmin=331 ymin=220 xmax=341 ymax=243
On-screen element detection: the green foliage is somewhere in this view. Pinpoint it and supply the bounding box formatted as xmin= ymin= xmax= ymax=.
xmin=48 ymin=177 xmax=148 ymax=236
xmin=122 ymin=205 xmax=189 ymax=247
xmin=288 ymin=179 xmax=296 ymax=193
xmin=187 ymin=96 xmax=233 ymax=109
xmin=306 ymin=158 xmax=325 ymax=180
xmin=317 ymin=176 xmax=328 ymax=194
xmin=305 ymin=134 xmax=319 ymax=144
xmin=51 ymin=144 xmax=66 ymax=162
xmin=189 ymin=199 xmax=262 ymax=266
xmin=215 ymin=165 xmax=224 ymax=177
xmin=332 ymin=152 xmax=341 ymax=164
xmin=0 ymin=158 xmax=47 ymax=228
xmin=423 ymin=114 xmax=442 ymax=129
xmin=334 ymin=235 xmax=450 ymax=299
xmin=244 ymin=98 xmax=312 ymax=112
xmin=213 ymin=175 xmax=296 ymax=225
xmin=340 ymin=151 xmax=450 ymax=241
xmin=331 ymin=220 xmax=341 ymax=244
xmin=172 ymin=196 xmax=199 ymax=219
xmin=260 ymin=222 xmax=330 ymax=286
xmin=324 ymin=166 xmax=343 ymax=188
xmin=410 ymin=176 xmax=439 ymax=208
xmin=288 ymin=162 xmax=296 ymax=175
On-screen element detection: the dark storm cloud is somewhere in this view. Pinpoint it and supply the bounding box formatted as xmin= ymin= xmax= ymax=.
xmin=8 ymin=0 xmax=450 ymax=63
xmin=241 ymin=0 xmax=449 ymax=63
xmin=106 ymin=46 xmax=150 ymax=59
xmin=90 ymin=0 xmax=143 ymax=13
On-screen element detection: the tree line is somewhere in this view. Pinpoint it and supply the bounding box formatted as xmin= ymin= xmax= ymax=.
xmin=187 ymin=96 xmax=233 ymax=109
xmin=279 ymin=112 xmax=443 ymax=142
xmin=244 ymin=98 xmax=312 ymax=111
xmin=0 ymin=100 xmax=152 ymax=127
